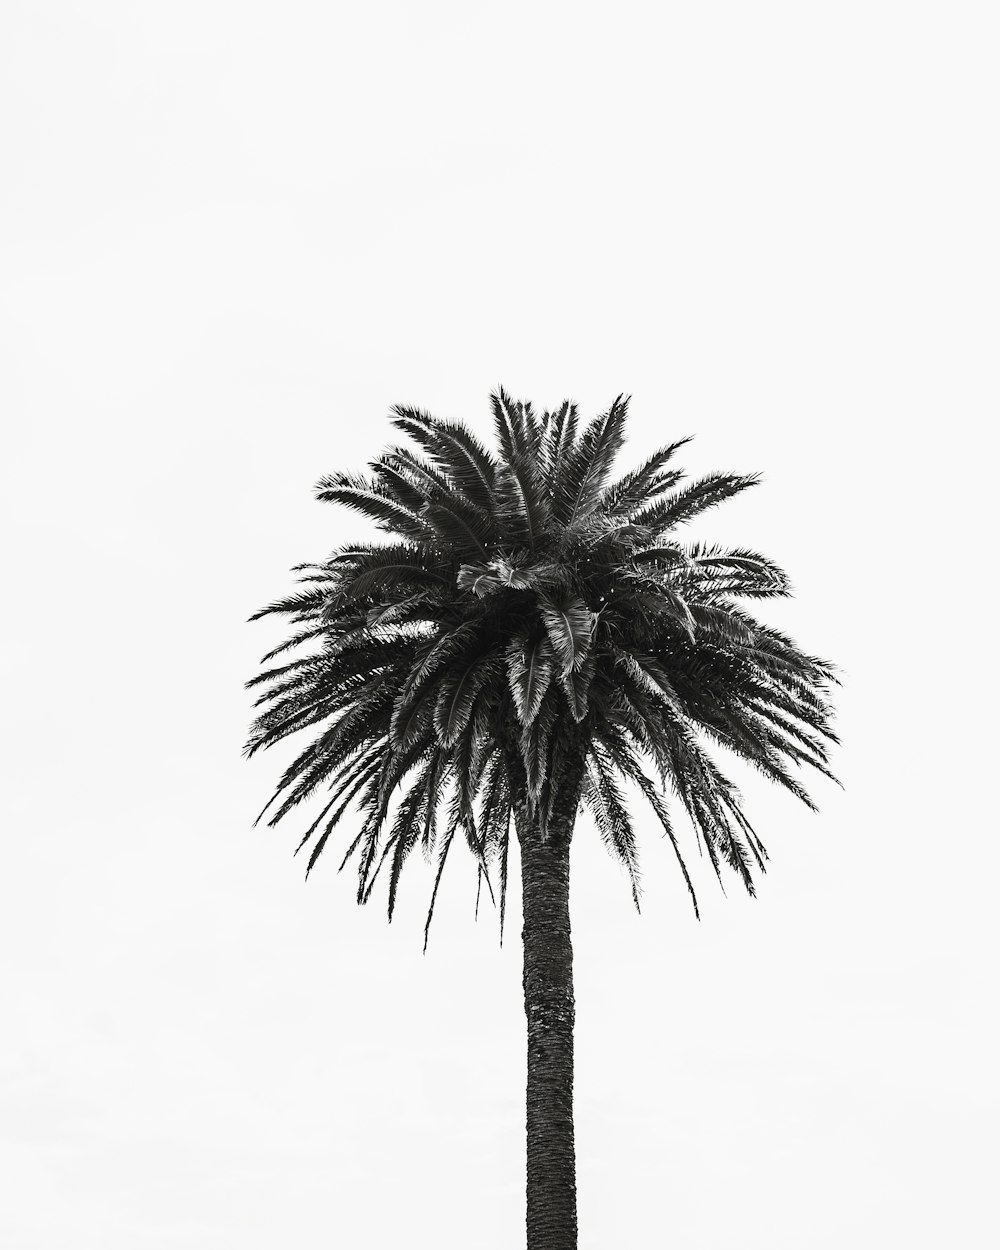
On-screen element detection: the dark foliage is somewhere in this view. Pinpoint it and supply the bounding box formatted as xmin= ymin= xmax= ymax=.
xmin=246 ymin=391 xmax=839 ymax=946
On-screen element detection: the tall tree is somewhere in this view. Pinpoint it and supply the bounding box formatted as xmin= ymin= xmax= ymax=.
xmin=245 ymin=391 xmax=839 ymax=1250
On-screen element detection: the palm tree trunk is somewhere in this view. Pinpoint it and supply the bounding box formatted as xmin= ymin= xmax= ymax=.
xmin=519 ymin=781 xmax=582 ymax=1250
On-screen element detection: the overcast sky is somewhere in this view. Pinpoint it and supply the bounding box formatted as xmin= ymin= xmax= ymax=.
xmin=2 ymin=3 xmax=997 ymax=1248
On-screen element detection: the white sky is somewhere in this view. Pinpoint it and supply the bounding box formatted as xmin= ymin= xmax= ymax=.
xmin=2 ymin=2 xmax=997 ymax=1247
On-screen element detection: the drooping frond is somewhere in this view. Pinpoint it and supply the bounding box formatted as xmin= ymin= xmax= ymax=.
xmin=583 ymin=746 xmax=642 ymax=911
xmin=506 ymin=635 xmax=556 ymax=726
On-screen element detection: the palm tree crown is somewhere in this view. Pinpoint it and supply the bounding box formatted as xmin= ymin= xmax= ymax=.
xmin=246 ymin=391 xmax=838 ymax=946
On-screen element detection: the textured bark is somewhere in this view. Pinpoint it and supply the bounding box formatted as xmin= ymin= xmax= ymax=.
xmin=519 ymin=754 xmax=585 ymax=1250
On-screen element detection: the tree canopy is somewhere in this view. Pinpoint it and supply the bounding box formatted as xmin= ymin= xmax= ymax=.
xmin=246 ymin=391 xmax=839 ymax=946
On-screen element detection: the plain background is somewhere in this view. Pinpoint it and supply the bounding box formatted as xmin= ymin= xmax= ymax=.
xmin=2 ymin=3 xmax=997 ymax=1247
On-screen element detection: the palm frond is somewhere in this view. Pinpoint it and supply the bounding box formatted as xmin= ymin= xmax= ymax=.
xmin=506 ymin=635 xmax=556 ymax=726
xmin=583 ymin=747 xmax=642 ymax=911
xmin=554 ymin=396 xmax=630 ymax=528
xmin=631 ymin=472 xmax=761 ymax=532
xmin=539 ymin=596 xmax=596 ymax=676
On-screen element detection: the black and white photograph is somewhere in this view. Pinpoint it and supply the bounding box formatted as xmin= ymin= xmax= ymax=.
xmin=2 ymin=4 xmax=996 ymax=1247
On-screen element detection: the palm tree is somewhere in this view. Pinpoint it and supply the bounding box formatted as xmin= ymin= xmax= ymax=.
xmin=245 ymin=391 xmax=839 ymax=1250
